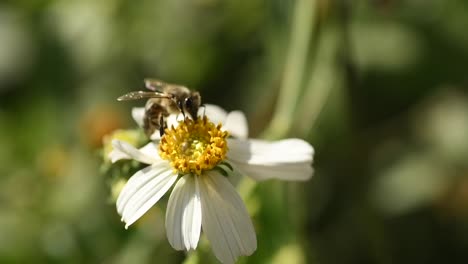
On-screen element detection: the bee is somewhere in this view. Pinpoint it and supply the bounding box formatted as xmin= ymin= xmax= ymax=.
xmin=118 ymin=78 xmax=201 ymax=137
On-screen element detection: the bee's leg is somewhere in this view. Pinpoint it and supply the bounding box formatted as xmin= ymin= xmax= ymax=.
xmin=177 ymin=100 xmax=186 ymax=119
xmin=159 ymin=115 xmax=166 ymax=137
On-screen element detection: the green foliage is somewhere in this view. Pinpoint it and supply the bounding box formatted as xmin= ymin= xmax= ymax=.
xmin=1 ymin=0 xmax=468 ymax=263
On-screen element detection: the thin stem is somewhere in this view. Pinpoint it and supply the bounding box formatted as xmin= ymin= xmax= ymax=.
xmin=262 ymin=0 xmax=316 ymax=139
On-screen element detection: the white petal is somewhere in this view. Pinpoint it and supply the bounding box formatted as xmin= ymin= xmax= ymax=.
xmin=111 ymin=140 xmax=159 ymax=164
xmin=199 ymin=171 xmax=257 ymax=264
xmin=139 ymin=142 xmax=160 ymax=158
xmin=228 ymin=138 xmax=313 ymax=164
xmin=227 ymin=138 xmax=314 ymax=181
xmin=132 ymin=107 xmax=145 ymax=127
xmin=217 ymin=162 xmax=244 ymax=186
xmin=166 ymin=113 xmax=183 ymax=128
xmin=230 ymin=160 xmax=313 ymax=181
xmin=197 ymin=104 xmax=249 ymax=139
xmin=224 ymin=111 xmax=248 ymax=139
xmin=199 ymin=104 xmax=228 ymax=125
xmin=109 ymin=147 xmax=131 ymax=163
xmin=116 ymin=161 xmax=168 ymax=213
xmin=166 ymin=175 xmax=202 ymax=251
xmin=150 ymin=133 xmax=161 ymax=140
xmin=109 ymin=141 xmax=162 ymax=163
xmin=116 ymin=162 xmax=178 ymax=228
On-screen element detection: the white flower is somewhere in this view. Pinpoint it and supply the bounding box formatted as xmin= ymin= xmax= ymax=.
xmin=110 ymin=105 xmax=314 ymax=264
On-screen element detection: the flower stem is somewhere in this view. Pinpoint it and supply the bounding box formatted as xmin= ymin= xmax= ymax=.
xmin=262 ymin=0 xmax=317 ymax=139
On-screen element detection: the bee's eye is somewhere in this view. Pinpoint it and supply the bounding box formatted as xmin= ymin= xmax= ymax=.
xmin=185 ymin=97 xmax=193 ymax=108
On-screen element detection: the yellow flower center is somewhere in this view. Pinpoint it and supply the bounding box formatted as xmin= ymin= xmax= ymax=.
xmin=158 ymin=116 xmax=229 ymax=175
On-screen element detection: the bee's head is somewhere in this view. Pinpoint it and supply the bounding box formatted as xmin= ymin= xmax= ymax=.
xmin=175 ymin=91 xmax=201 ymax=120
xmin=183 ymin=91 xmax=201 ymax=120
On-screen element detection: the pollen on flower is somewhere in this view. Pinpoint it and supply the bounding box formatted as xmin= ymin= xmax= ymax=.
xmin=158 ymin=116 xmax=229 ymax=175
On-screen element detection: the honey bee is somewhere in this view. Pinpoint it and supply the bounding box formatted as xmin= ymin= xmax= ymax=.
xmin=118 ymin=78 xmax=201 ymax=137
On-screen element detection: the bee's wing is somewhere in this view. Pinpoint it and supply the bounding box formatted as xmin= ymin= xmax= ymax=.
xmin=144 ymin=78 xmax=168 ymax=91
xmin=117 ymin=91 xmax=172 ymax=101
xmin=144 ymin=78 xmax=188 ymax=92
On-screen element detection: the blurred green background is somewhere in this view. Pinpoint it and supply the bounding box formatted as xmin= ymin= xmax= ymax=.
xmin=1 ymin=0 xmax=468 ymax=263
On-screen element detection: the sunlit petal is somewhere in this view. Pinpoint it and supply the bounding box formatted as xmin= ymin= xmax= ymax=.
xmin=111 ymin=140 xmax=159 ymax=164
xmin=224 ymin=110 xmax=248 ymax=139
xmin=166 ymin=175 xmax=202 ymax=251
xmin=199 ymin=104 xmax=228 ymax=125
xmin=109 ymin=147 xmax=131 ymax=162
xmin=231 ymin=160 xmax=313 ymax=181
xmin=131 ymin=107 xmax=145 ymax=127
xmin=116 ymin=162 xmax=178 ymax=228
xmin=227 ymin=138 xmax=314 ymax=181
xmin=139 ymin=142 xmax=160 ymax=158
xmin=199 ymin=171 xmax=257 ymax=264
